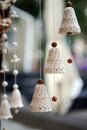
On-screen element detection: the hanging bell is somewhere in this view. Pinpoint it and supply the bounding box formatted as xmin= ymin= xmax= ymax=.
xmin=10 ymin=84 xmax=24 ymax=108
xmin=59 ymin=1 xmax=81 ymax=34
xmin=0 ymin=94 xmax=13 ymax=120
xmin=29 ymin=79 xmax=52 ymax=112
xmin=44 ymin=42 xmax=65 ymax=74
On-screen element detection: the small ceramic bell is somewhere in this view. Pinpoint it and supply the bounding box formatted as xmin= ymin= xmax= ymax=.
xmin=44 ymin=42 xmax=65 ymax=74
xmin=59 ymin=1 xmax=81 ymax=34
xmin=10 ymin=84 xmax=24 ymax=108
xmin=0 ymin=94 xmax=13 ymax=120
xmin=29 ymin=79 xmax=52 ymax=112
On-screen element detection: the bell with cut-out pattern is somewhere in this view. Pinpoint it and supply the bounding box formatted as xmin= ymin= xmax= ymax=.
xmin=29 ymin=79 xmax=52 ymax=112
xmin=59 ymin=1 xmax=81 ymax=35
xmin=44 ymin=42 xmax=65 ymax=74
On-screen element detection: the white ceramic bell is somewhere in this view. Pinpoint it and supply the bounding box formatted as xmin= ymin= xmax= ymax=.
xmin=59 ymin=1 xmax=81 ymax=34
xmin=10 ymin=84 xmax=24 ymax=108
xmin=44 ymin=42 xmax=65 ymax=74
xmin=0 ymin=94 xmax=13 ymax=120
xmin=30 ymin=79 xmax=52 ymax=112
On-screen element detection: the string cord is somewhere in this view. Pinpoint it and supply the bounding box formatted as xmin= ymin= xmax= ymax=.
xmin=53 ymin=0 xmax=56 ymax=95
xmin=53 ymin=74 xmax=56 ymax=93
xmin=39 ymin=0 xmax=42 ymax=79
xmin=53 ymin=0 xmax=56 ymax=40
xmin=2 ymin=8 xmax=6 ymax=94
xmin=68 ymin=34 xmax=71 ymax=51
xmin=12 ymin=4 xmax=17 ymax=84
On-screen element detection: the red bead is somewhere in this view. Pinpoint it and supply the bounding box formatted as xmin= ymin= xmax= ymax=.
xmin=67 ymin=58 xmax=73 ymax=63
xmin=52 ymin=96 xmax=57 ymax=102
xmin=66 ymin=1 xmax=72 ymax=7
xmin=51 ymin=42 xmax=57 ymax=48
xmin=38 ymin=79 xmax=43 ymax=84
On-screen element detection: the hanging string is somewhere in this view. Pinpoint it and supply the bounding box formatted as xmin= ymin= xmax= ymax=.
xmin=13 ymin=4 xmax=17 ymax=55
xmin=67 ymin=33 xmax=73 ymax=63
xmin=68 ymin=34 xmax=71 ymax=50
xmin=51 ymin=0 xmax=57 ymax=102
xmin=39 ymin=0 xmax=42 ymax=79
xmin=12 ymin=3 xmax=18 ymax=85
xmin=53 ymin=73 xmax=56 ymax=93
xmin=2 ymin=8 xmax=6 ymax=95
xmin=53 ymin=0 xmax=56 ymax=40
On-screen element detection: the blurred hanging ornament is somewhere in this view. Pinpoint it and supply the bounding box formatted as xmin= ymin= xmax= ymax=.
xmin=29 ymin=79 xmax=52 ymax=112
xmin=44 ymin=42 xmax=65 ymax=74
xmin=11 ymin=0 xmax=17 ymax=4
xmin=0 ymin=94 xmax=13 ymax=119
xmin=10 ymin=11 xmax=19 ymax=18
xmin=59 ymin=1 xmax=81 ymax=35
xmin=11 ymin=54 xmax=20 ymax=63
xmin=0 ymin=1 xmax=11 ymax=10
xmin=0 ymin=18 xmax=9 ymax=28
xmin=2 ymin=33 xmax=8 ymax=41
xmin=10 ymin=84 xmax=24 ymax=108
xmin=0 ymin=65 xmax=9 ymax=73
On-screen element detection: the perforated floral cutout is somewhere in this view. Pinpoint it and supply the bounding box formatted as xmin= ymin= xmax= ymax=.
xmin=59 ymin=7 xmax=81 ymax=34
xmin=30 ymin=83 xmax=52 ymax=112
xmin=44 ymin=48 xmax=65 ymax=74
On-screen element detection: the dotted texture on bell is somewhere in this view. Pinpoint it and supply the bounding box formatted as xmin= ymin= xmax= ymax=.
xmin=59 ymin=7 xmax=81 ymax=34
xmin=29 ymin=84 xmax=52 ymax=112
xmin=44 ymin=48 xmax=65 ymax=74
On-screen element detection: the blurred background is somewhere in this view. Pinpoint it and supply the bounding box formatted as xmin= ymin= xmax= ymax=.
xmin=0 ymin=0 xmax=87 ymax=130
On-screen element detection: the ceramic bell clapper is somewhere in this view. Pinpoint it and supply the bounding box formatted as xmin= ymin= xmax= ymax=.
xmin=0 ymin=94 xmax=13 ymax=119
xmin=44 ymin=42 xmax=65 ymax=74
xmin=59 ymin=1 xmax=81 ymax=35
xmin=10 ymin=84 xmax=24 ymax=109
xmin=29 ymin=79 xmax=52 ymax=112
